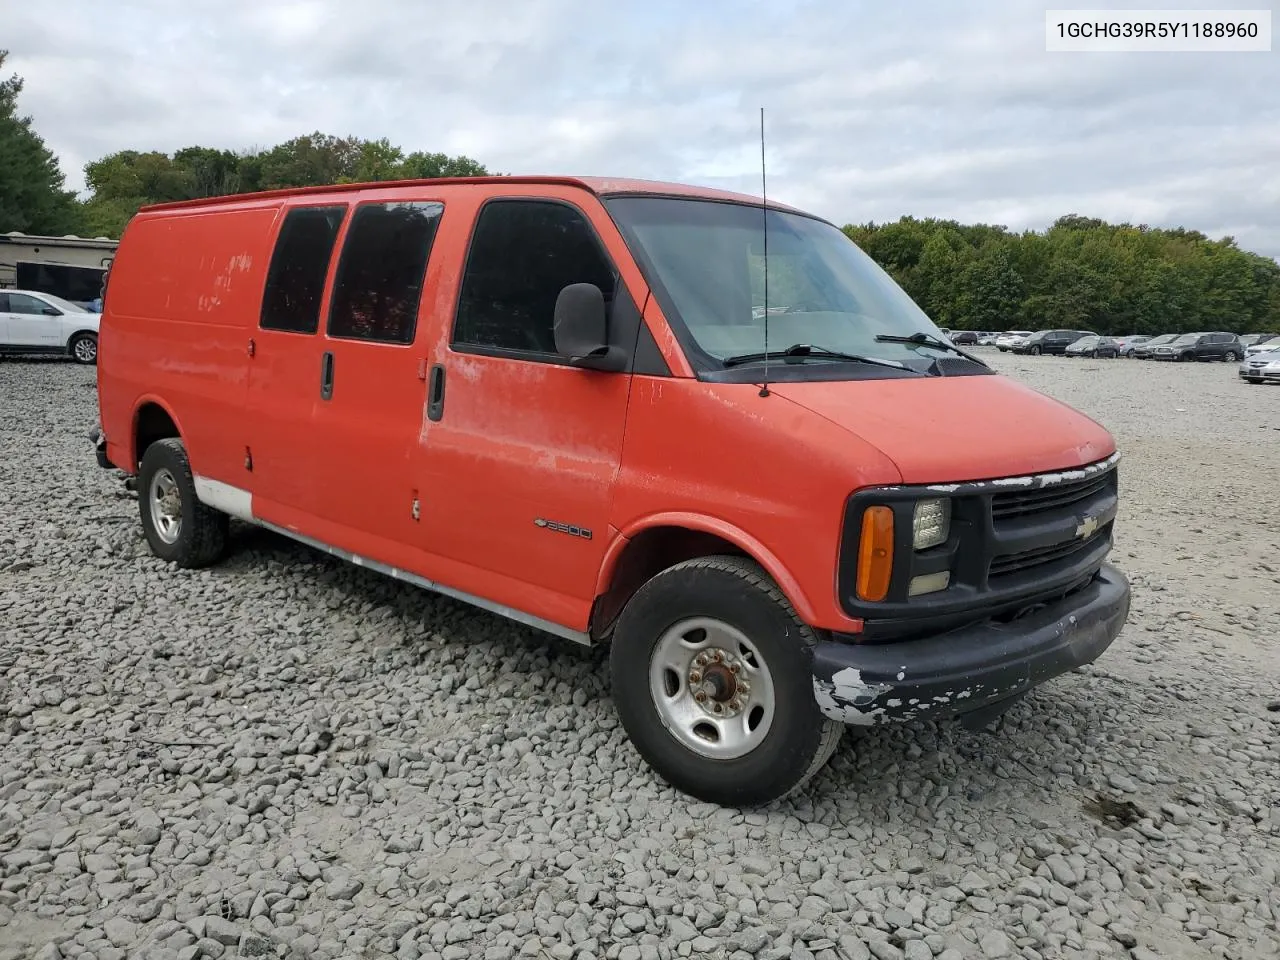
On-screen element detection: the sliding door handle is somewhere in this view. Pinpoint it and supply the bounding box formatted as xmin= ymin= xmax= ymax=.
xmin=320 ymin=350 xmax=335 ymax=400
xmin=427 ymin=363 xmax=446 ymax=421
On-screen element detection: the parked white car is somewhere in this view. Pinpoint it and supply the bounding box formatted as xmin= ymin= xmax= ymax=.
xmin=995 ymin=330 xmax=1033 ymax=352
xmin=0 ymin=289 xmax=101 ymax=364
xmin=1239 ymin=348 xmax=1280 ymax=384
xmin=1244 ymin=336 xmax=1280 ymax=358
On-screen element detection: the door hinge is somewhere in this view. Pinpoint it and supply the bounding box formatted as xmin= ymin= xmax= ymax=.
xmin=244 ymin=446 xmax=253 ymax=471
xmin=411 ymin=495 xmax=421 ymax=521
xmin=247 ymin=338 xmax=256 ymax=358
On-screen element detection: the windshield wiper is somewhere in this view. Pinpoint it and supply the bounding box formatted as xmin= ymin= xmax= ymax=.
xmin=874 ymin=332 xmax=990 ymax=367
xmin=722 ymin=343 xmax=913 ymax=371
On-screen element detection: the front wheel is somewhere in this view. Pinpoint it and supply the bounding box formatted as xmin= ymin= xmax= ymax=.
xmin=137 ymin=438 xmax=229 ymax=568
xmin=1029 ymin=346 xmax=1042 ymax=356
xmin=69 ymin=333 xmax=98 ymax=365
xmin=610 ymin=555 xmax=843 ymax=806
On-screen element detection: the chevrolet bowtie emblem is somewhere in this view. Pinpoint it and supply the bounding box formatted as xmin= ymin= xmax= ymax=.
xmin=1075 ymin=515 xmax=1099 ymax=539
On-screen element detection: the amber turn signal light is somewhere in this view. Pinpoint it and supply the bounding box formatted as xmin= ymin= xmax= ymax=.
xmin=856 ymin=505 xmax=894 ymax=602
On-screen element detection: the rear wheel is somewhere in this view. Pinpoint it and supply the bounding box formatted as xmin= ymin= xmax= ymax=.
xmin=69 ymin=333 xmax=98 ymax=365
xmin=137 ymin=438 xmax=229 ymax=568
xmin=1224 ymin=350 xmax=1240 ymax=362
xmin=610 ymin=555 xmax=843 ymax=806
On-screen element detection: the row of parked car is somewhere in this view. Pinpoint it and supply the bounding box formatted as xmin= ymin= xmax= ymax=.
xmin=959 ymin=328 xmax=1280 ymax=362
xmin=938 ymin=327 xmax=1280 ymax=385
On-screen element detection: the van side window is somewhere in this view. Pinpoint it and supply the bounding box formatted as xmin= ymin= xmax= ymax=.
xmin=261 ymin=205 xmax=347 ymax=334
xmin=327 ymin=201 xmax=445 ymax=345
xmin=453 ymin=199 xmax=616 ymax=355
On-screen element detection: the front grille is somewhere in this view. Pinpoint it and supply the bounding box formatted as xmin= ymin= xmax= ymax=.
xmin=989 ymin=525 xmax=1111 ymax=580
xmin=991 ymin=472 xmax=1111 ymax=521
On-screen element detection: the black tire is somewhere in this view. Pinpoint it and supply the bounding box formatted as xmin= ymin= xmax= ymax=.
xmin=137 ymin=438 xmax=229 ymax=568
xmin=610 ymin=555 xmax=843 ymax=806
xmin=1029 ymin=345 xmax=1041 ymax=356
xmin=1224 ymin=351 xmax=1240 ymax=362
xmin=69 ymin=332 xmax=98 ymax=365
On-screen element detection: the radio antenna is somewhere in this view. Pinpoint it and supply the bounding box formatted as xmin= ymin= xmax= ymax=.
xmin=758 ymin=106 xmax=770 ymax=398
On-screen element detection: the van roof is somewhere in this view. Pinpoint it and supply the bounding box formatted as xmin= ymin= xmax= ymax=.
xmin=136 ymin=175 xmax=812 ymax=217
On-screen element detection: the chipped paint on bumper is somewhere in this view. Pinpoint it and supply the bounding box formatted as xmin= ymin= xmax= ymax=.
xmin=811 ymin=563 xmax=1131 ymax=726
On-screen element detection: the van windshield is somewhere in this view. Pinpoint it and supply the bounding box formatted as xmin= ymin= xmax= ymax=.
xmin=604 ymin=196 xmax=955 ymax=373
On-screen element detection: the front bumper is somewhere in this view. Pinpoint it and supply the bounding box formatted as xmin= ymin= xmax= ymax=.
xmin=811 ymin=563 xmax=1130 ymax=727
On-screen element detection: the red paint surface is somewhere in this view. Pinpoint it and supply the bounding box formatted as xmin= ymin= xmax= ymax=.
xmin=770 ymin=376 xmax=1116 ymax=485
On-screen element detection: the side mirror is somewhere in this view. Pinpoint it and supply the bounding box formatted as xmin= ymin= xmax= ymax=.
xmin=553 ymin=283 xmax=626 ymax=372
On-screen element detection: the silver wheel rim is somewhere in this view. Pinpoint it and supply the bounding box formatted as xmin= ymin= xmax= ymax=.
xmin=149 ymin=468 xmax=183 ymax=544
xmin=74 ymin=338 xmax=96 ymax=362
xmin=648 ymin=617 xmax=776 ymax=760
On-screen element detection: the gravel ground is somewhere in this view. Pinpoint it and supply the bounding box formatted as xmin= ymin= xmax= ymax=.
xmin=1 ymin=352 xmax=1277 ymax=960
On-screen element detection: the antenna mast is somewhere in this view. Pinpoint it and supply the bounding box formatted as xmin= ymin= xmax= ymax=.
xmin=759 ymin=106 xmax=770 ymax=398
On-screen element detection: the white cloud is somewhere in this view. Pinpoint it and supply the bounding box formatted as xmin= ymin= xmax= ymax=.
xmin=5 ymin=0 xmax=1278 ymax=257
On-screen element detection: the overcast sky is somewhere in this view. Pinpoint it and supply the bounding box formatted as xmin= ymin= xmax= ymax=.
xmin=6 ymin=0 xmax=1279 ymax=258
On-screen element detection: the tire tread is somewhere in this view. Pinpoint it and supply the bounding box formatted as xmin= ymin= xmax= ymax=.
xmin=615 ymin=553 xmax=843 ymax=804
xmin=141 ymin=438 xmax=228 ymax=568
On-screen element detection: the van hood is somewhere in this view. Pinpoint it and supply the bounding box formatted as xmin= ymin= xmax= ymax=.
xmin=770 ymin=374 xmax=1115 ymax=484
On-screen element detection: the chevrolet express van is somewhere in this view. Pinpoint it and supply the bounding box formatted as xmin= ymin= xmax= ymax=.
xmin=91 ymin=176 xmax=1131 ymax=806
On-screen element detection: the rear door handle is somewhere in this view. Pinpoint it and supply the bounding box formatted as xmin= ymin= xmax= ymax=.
xmin=427 ymin=364 xmax=446 ymax=421
xmin=320 ymin=350 xmax=334 ymax=400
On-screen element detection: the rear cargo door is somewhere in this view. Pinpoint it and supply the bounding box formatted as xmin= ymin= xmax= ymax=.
xmin=302 ymin=198 xmax=447 ymax=566
xmin=244 ymin=202 xmax=348 ymax=525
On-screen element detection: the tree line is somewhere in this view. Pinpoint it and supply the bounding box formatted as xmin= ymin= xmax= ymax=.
xmin=5 ymin=50 xmax=1278 ymax=335
xmin=842 ymin=215 xmax=1280 ymax=336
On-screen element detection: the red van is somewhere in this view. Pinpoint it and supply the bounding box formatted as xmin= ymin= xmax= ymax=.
xmin=91 ymin=176 xmax=1131 ymax=806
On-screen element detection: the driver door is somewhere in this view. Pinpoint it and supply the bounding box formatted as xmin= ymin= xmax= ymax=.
xmin=5 ymin=292 xmax=63 ymax=348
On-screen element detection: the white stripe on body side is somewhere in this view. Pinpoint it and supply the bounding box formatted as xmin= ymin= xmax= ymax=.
xmin=192 ymin=475 xmax=254 ymax=522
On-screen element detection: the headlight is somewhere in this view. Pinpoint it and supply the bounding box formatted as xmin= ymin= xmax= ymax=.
xmin=912 ymin=499 xmax=951 ymax=550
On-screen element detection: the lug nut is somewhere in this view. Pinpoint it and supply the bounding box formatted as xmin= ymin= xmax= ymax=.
xmin=730 ymin=664 xmax=741 ymax=674
xmin=694 ymin=691 xmax=706 ymax=703
xmin=730 ymin=699 xmax=741 ymax=710
xmin=712 ymin=650 xmax=724 ymax=662
xmin=689 ymin=671 xmax=702 ymax=684
xmin=712 ymin=703 xmax=722 ymax=713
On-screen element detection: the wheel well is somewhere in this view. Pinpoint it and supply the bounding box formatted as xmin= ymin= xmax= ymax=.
xmin=67 ymin=329 xmax=98 ymax=345
xmin=134 ymin=403 xmax=180 ymax=469
xmin=590 ymin=526 xmax=750 ymax=641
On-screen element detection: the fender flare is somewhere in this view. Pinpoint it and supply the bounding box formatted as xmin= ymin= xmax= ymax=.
xmin=596 ymin=511 xmax=823 ymax=627
xmin=128 ymin=394 xmax=187 ymax=468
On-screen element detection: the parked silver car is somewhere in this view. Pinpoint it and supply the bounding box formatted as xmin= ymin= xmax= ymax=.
xmin=1238 ymin=348 xmax=1280 ymax=384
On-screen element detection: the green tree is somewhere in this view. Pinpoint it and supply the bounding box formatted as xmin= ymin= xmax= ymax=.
xmin=0 ymin=50 xmax=84 ymax=235
xmin=75 ymin=131 xmax=492 ymax=237
xmin=842 ymin=211 xmax=1280 ymax=335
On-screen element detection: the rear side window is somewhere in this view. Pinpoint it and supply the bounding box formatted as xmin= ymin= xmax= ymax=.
xmin=327 ymin=201 xmax=444 ymax=344
xmin=261 ymin=205 xmax=347 ymax=334
xmin=453 ymin=199 xmax=616 ymax=355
